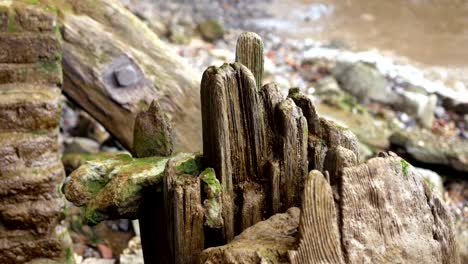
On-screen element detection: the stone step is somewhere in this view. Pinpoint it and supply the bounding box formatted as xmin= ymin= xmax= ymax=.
xmin=0 ymin=161 xmax=64 ymax=205
xmin=0 ymin=131 xmax=60 ymax=174
xmin=0 ymin=197 xmax=64 ymax=233
xmin=0 ymin=62 xmax=62 ymax=85
xmin=0 ymin=84 xmax=61 ymax=132
xmin=0 ymin=32 xmax=61 ymax=63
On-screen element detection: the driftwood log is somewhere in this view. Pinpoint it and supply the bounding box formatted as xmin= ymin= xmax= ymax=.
xmin=63 ymin=31 xmax=460 ymax=264
xmin=40 ymin=0 xmax=201 ymax=153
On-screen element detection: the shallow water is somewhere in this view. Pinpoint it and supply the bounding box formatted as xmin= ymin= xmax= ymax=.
xmin=264 ymin=0 xmax=468 ymax=68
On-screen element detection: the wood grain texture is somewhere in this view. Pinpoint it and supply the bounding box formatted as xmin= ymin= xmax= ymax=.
xmin=56 ymin=0 xmax=201 ymax=152
xmin=236 ymin=32 xmax=264 ymax=90
xmin=340 ymin=156 xmax=460 ymax=264
xmin=201 ymin=207 xmax=300 ymax=264
xmin=201 ymin=62 xmax=308 ymax=242
xmin=289 ymin=170 xmax=344 ymax=264
xmin=288 ymin=88 xmax=359 ymax=180
xmin=163 ymin=158 xmax=205 ymax=264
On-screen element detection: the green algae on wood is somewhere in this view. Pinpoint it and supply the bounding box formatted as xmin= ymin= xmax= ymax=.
xmin=200 ymin=168 xmax=223 ymax=229
xmin=63 ymin=152 xmax=204 ymax=224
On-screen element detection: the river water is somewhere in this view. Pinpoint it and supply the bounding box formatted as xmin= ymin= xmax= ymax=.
xmin=264 ymin=0 xmax=468 ymax=67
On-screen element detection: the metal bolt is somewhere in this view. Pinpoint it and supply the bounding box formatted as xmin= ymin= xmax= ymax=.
xmin=114 ymin=65 xmax=139 ymax=87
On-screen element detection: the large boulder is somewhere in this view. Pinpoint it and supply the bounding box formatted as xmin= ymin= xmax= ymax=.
xmin=391 ymin=129 xmax=468 ymax=172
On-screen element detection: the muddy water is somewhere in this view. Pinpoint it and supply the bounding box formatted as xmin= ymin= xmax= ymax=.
xmin=264 ymin=0 xmax=468 ymax=67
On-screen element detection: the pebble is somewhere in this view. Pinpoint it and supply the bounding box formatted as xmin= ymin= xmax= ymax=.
xmin=434 ymin=106 xmax=446 ymax=118
xmin=97 ymin=244 xmax=113 ymax=259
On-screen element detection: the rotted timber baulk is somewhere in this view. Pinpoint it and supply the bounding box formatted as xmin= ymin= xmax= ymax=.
xmin=63 ymin=32 xmax=460 ymax=264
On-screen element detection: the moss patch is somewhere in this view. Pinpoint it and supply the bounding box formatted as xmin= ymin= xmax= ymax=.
xmin=400 ymin=159 xmax=410 ymax=177
xmin=24 ymin=0 xmax=40 ymax=5
xmin=84 ymin=208 xmax=106 ymax=226
xmin=38 ymin=60 xmax=60 ymax=72
xmin=7 ymin=9 xmax=19 ymax=32
xmin=65 ymin=247 xmax=73 ymax=264
xmin=177 ymin=157 xmax=203 ymax=175
xmin=86 ymin=179 xmax=107 ymax=195
xmin=200 ymin=168 xmax=221 ymax=196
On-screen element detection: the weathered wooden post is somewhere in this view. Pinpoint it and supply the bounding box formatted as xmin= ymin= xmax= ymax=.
xmin=63 ymin=31 xmax=460 ymax=264
xmin=236 ymin=32 xmax=264 ymax=89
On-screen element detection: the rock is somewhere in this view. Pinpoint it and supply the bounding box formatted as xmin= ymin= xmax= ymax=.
xmin=209 ymin=49 xmax=235 ymax=62
xmin=333 ymin=62 xmax=437 ymax=127
xmin=81 ymin=258 xmax=115 ymax=264
xmin=454 ymin=102 xmax=468 ymax=115
xmin=314 ymin=76 xmax=343 ymax=96
xmin=397 ymin=91 xmax=437 ymax=128
xmin=358 ymin=141 xmax=374 ymax=162
xmin=64 ymin=137 xmax=101 ymax=154
xmin=168 ymin=23 xmax=192 ymax=44
xmin=97 ymin=244 xmax=113 ymax=259
xmin=414 ymin=167 xmax=444 ymax=198
xmin=264 ymin=56 xmax=276 ymax=77
xmin=198 ymin=20 xmax=224 ymax=42
xmin=120 ymin=236 xmax=144 ymax=264
xmin=390 ymin=129 xmax=468 ymax=172
xmin=132 ymin=220 xmax=140 ymax=236
xmin=200 ymin=207 xmax=300 ymax=263
xmin=316 ymin=103 xmax=393 ymax=150
xmin=333 ymin=61 xmax=397 ymax=104
xmin=68 ymin=111 xmax=110 ymax=144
